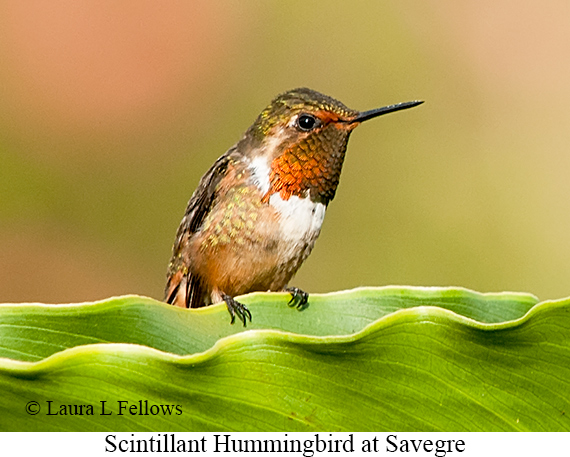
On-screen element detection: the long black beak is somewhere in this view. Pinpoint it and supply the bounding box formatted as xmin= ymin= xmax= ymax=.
xmin=351 ymin=100 xmax=424 ymax=124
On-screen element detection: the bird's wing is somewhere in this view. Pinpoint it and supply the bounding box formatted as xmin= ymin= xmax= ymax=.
xmin=164 ymin=147 xmax=236 ymax=308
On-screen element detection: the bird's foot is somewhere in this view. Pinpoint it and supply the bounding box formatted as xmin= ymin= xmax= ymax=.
xmin=285 ymin=286 xmax=309 ymax=310
xmin=221 ymin=293 xmax=252 ymax=326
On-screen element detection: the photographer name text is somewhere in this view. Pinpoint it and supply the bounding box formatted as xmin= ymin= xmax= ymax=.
xmin=42 ymin=400 xmax=182 ymax=416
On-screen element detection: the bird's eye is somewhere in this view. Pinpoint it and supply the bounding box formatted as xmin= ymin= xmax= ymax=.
xmin=296 ymin=114 xmax=318 ymax=132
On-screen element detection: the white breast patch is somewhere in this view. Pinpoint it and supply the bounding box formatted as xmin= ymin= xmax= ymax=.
xmin=269 ymin=192 xmax=326 ymax=245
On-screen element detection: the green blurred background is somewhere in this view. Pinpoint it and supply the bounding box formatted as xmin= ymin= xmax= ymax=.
xmin=1 ymin=1 xmax=569 ymax=303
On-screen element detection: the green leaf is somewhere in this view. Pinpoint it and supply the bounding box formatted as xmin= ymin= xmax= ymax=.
xmin=0 ymin=287 xmax=568 ymax=431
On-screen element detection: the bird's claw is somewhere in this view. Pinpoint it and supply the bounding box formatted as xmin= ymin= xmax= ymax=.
xmin=222 ymin=293 xmax=252 ymax=326
xmin=285 ymin=286 xmax=309 ymax=310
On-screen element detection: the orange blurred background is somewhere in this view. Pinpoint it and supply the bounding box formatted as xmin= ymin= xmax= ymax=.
xmin=1 ymin=1 xmax=569 ymax=303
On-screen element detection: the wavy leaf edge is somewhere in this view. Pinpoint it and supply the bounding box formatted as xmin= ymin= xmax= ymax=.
xmin=0 ymin=285 xmax=565 ymax=375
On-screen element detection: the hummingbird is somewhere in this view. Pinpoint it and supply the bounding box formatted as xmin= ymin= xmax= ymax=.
xmin=165 ymin=88 xmax=422 ymax=325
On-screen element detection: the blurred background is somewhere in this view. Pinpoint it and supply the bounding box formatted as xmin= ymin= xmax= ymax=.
xmin=1 ymin=1 xmax=569 ymax=304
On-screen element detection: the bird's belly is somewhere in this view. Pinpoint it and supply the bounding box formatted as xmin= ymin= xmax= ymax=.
xmin=192 ymin=191 xmax=325 ymax=297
